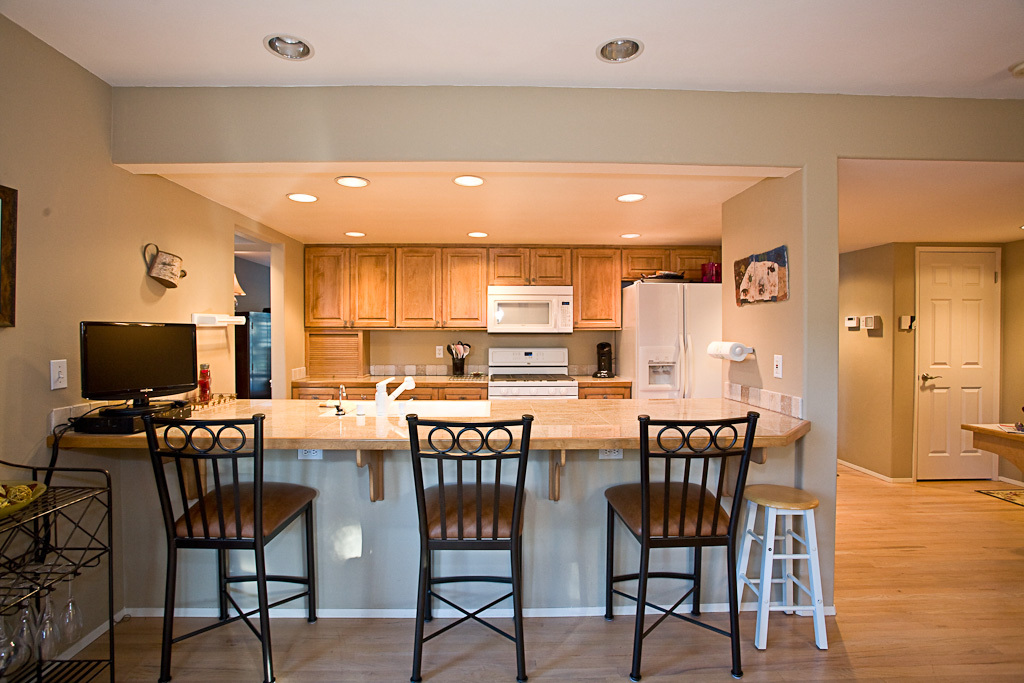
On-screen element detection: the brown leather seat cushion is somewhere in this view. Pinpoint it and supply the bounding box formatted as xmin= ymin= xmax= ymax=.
xmin=424 ymin=484 xmax=523 ymax=540
xmin=175 ymin=482 xmax=316 ymax=539
xmin=605 ymin=482 xmax=729 ymax=538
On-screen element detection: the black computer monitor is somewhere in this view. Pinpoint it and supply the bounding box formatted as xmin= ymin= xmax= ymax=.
xmin=79 ymin=321 xmax=197 ymax=415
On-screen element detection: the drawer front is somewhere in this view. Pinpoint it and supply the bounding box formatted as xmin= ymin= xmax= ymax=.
xmin=293 ymin=388 xmax=339 ymax=400
xmin=579 ymin=386 xmax=631 ymax=400
xmin=442 ymin=387 xmax=487 ymax=400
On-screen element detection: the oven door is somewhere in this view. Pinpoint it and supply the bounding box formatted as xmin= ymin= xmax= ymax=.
xmin=486 ymin=286 xmax=573 ymax=334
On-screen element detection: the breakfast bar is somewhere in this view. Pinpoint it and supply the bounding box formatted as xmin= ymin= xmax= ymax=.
xmin=54 ymin=397 xmax=810 ymax=617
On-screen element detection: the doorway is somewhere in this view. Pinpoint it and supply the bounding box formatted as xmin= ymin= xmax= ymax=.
xmin=914 ymin=247 xmax=1001 ymax=480
xmin=234 ymin=233 xmax=273 ymax=399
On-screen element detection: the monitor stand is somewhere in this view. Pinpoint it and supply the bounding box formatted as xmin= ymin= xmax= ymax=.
xmin=99 ymin=400 xmax=174 ymax=417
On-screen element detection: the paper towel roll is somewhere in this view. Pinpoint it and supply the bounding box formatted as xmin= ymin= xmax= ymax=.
xmin=707 ymin=341 xmax=754 ymax=362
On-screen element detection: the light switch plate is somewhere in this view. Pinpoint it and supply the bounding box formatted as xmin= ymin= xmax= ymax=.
xmin=436 ymin=345 xmax=444 ymax=358
xmin=50 ymin=359 xmax=68 ymax=390
xmin=773 ymin=355 xmax=783 ymax=379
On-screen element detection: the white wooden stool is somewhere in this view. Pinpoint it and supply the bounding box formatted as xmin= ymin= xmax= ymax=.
xmin=736 ymin=484 xmax=827 ymax=650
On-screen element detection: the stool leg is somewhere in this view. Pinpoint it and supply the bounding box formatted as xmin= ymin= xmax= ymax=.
xmin=423 ymin=548 xmax=433 ymax=622
xmin=305 ymin=503 xmax=318 ymax=622
xmin=691 ymin=546 xmax=702 ymax=616
xmin=783 ymin=512 xmax=794 ymax=615
xmin=753 ymin=506 xmax=777 ymax=650
xmin=255 ymin=543 xmax=275 ymax=683
xmin=512 ymin=533 xmax=528 ymax=682
xmin=629 ymin=542 xmax=651 ymax=682
xmin=803 ymin=510 xmax=828 ymax=649
xmin=158 ymin=543 xmax=177 ymax=683
xmin=726 ymin=534 xmax=743 ymax=679
xmin=736 ymin=500 xmax=758 ymax=605
xmin=604 ymin=502 xmax=615 ymax=621
xmin=217 ymin=548 xmax=229 ymax=621
xmin=411 ymin=542 xmax=428 ymax=682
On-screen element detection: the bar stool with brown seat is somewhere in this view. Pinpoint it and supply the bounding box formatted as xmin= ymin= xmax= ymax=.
xmin=605 ymin=412 xmax=759 ymax=681
xmin=406 ymin=413 xmax=534 ymax=683
xmin=142 ymin=413 xmax=318 ymax=683
xmin=736 ymin=484 xmax=827 ymax=650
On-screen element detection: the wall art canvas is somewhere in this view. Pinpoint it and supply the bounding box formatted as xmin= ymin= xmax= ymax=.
xmin=734 ymin=244 xmax=788 ymax=306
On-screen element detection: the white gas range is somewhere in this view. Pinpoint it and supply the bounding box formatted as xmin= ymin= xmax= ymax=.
xmin=487 ymin=347 xmax=579 ymax=399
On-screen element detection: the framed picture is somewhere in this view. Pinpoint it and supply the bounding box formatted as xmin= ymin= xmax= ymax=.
xmin=0 ymin=184 xmax=17 ymax=327
xmin=734 ymin=244 xmax=789 ymax=306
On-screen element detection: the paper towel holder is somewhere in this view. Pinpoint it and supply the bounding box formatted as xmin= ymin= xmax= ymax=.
xmin=706 ymin=341 xmax=756 ymax=362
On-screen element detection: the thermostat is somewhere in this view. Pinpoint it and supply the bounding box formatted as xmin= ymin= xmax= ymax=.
xmin=862 ymin=315 xmax=879 ymax=330
xmin=844 ymin=316 xmax=860 ymax=329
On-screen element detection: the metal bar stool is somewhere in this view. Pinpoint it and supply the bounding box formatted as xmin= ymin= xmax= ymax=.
xmin=736 ymin=484 xmax=827 ymax=650
xmin=605 ymin=412 xmax=759 ymax=681
xmin=142 ymin=413 xmax=318 ymax=683
xmin=406 ymin=413 xmax=534 ymax=683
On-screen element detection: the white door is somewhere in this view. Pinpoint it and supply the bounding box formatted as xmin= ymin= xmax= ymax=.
xmin=915 ymin=249 xmax=1000 ymax=480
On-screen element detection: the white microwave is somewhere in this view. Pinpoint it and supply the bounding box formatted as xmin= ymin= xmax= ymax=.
xmin=486 ymin=286 xmax=574 ymax=334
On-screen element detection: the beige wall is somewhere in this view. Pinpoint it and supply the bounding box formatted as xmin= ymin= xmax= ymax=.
xmin=0 ymin=15 xmax=303 ymax=624
xmin=1000 ymin=240 xmax=1024 ymax=481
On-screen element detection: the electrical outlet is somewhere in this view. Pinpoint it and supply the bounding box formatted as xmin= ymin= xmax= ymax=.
xmin=773 ymin=354 xmax=783 ymax=379
xmin=436 ymin=345 xmax=444 ymax=359
xmin=298 ymin=448 xmax=323 ymax=460
xmin=50 ymin=359 xmax=68 ymax=390
xmin=599 ymin=448 xmax=623 ymax=460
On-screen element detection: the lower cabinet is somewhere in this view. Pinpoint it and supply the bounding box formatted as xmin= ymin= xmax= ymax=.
xmin=442 ymin=387 xmax=487 ymax=400
xmin=579 ymin=386 xmax=631 ymax=399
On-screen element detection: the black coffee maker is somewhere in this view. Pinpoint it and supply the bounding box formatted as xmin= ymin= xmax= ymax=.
xmin=593 ymin=342 xmax=614 ymax=378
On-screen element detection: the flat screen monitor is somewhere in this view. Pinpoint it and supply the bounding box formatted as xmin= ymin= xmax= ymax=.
xmin=80 ymin=321 xmax=197 ymax=415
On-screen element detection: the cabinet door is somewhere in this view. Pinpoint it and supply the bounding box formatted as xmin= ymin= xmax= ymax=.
xmin=443 ymin=387 xmax=487 ymax=400
xmin=531 ymin=247 xmax=572 ymax=285
xmin=622 ymin=248 xmax=669 ymax=281
xmin=488 ymin=247 xmax=530 ymax=285
xmin=579 ymin=386 xmax=631 ymax=399
xmin=293 ymin=388 xmax=339 ymax=400
xmin=305 ymin=247 xmax=349 ymax=327
xmin=573 ymin=248 xmax=622 ymax=329
xmin=396 ymin=247 xmax=442 ymax=327
xmin=669 ymin=247 xmax=721 ymax=282
xmin=349 ymin=247 xmax=395 ymax=327
xmin=443 ymin=248 xmax=488 ymax=328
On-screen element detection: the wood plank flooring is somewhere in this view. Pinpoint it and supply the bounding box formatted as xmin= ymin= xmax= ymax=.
xmin=81 ymin=466 xmax=1024 ymax=681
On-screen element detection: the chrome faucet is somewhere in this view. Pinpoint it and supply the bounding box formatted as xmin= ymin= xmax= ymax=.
xmin=336 ymin=384 xmax=347 ymax=415
xmin=375 ymin=376 xmax=416 ymax=416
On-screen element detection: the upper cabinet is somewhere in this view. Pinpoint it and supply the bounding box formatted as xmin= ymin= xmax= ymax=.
xmin=305 ymin=246 xmax=394 ymax=328
xmin=573 ymin=248 xmax=622 ymax=329
xmin=670 ymin=247 xmax=722 ymax=282
xmin=443 ymin=248 xmax=488 ymax=328
xmin=621 ymin=248 xmax=670 ymax=281
xmin=488 ymin=247 xmax=571 ymax=286
xmin=396 ymin=247 xmax=442 ymax=327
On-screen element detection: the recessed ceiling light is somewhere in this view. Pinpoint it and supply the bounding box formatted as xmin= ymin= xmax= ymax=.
xmin=617 ymin=193 xmax=646 ymax=203
xmin=264 ymin=35 xmax=314 ymax=61
xmin=335 ymin=176 xmax=369 ymax=188
xmin=468 ymin=232 xmax=489 ymax=238
xmin=454 ymin=175 xmax=484 ymax=187
xmin=286 ymin=193 xmax=317 ymax=203
xmin=345 ymin=232 xmax=366 ymax=238
xmin=598 ymin=38 xmax=644 ymax=63
xmin=1010 ymin=61 xmax=1024 ymax=78
xmin=621 ymin=234 xmax=641 ymax=239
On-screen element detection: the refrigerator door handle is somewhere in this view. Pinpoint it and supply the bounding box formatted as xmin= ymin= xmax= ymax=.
xmin=680 ymin=333 xmax=692 ymax=398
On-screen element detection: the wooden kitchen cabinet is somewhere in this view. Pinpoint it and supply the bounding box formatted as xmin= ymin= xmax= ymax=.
xmin=305 ymin=247 xmax=349 ymax=327
xmin=622 ymin=248 xmax=669 ymax=281
xmin=579 ymin=386 xmax=631 ymax=399
xmin=396 ymin=247 xmax=442 ymax=327
xmin=443 ymin=247 xmax=487 ymax=328
xmin=305 ymin=246 xmax=395 ymax=328
xmin=669 ymin=247 xmax=721 ymax=281
xmin=489 ymin=247 xmax=571 ymax=286
xmin=294 ymin=387 xmax=339 ymax=400
xmin=442 ymin=387 xmax=487 ymax=400
xmin=573 ymin=248 xmax=622 ymax=329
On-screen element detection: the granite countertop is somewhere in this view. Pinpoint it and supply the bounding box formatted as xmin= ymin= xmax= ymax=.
xmin=293 ymin=375 xmax=632 ymax=387
xmin=54 ymin=397 xmax=807 ymax=452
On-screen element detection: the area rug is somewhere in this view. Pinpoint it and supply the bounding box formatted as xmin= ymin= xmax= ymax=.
xmin=977 ymin=489 xmax=1024 ymax=507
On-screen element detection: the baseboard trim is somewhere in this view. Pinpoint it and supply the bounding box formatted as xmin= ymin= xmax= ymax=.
xmin=126 ymin=604 xmax=838 ymax=619
xmin=997 ymin=474 xmax=1024 ymax=487
xmin=838 ymin=460 xmax=914 ymax=483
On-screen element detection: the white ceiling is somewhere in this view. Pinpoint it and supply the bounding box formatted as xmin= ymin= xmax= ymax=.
xmin=3 ymin=1 xmax=1023 ymax=253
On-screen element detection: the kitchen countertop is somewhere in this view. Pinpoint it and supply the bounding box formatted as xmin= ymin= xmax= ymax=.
xmin=961 ymin=423 xmax=1024 ymax=473
xmin=56 ymin=397 xmax=805 ymax=451
xmin=293 ymin=375 xmax=633 ymax=387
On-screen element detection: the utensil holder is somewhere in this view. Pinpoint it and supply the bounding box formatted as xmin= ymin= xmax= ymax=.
xmin=452 ymin=358 xmax=465 ymax=376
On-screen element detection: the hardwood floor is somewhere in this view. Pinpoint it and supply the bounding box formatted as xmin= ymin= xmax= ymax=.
xmin=82 ymin=466 xmax=1024 ymax=681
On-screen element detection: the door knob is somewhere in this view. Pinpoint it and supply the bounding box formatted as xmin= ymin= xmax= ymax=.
xmin=920 ymin=373 xmax=943 ymax=382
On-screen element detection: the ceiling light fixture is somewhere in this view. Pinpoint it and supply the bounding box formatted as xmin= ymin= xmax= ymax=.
xmin=598 ymin=38 xmax=643 ymax=63
xmin=617 ymin=193 xmax=646 ymax=203
xmin=1010 ymin=61 xmax=1024 ymax=78
xmin=468 ymin=232 xmax=489 ymax=238
xmin=264 ymin=34 xmax=314 ymax=61
xmin=335 ymin=176 xmax=369 ymax=188
xmin=453 ymin=175 xmax=484 ymax=187
xmin=621 ymin=233 xmax=641 ymax=239
xmin=345 ymin=232 xmax=366 ymax=238
xmin=286 ymin=193 xmax=317 ymax=203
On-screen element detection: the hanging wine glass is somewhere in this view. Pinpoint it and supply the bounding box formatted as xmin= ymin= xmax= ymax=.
xmin=60 ymin=579 xmax=84 ymax=644
xmin=0 ymin=615 xmax=15 ymax=676
xmin=9 ymin=602 xmax=35 ymax=671
xmin=37 ymin=595 xmax=61 ymax=661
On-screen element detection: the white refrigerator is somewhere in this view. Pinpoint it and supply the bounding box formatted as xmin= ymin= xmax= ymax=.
xmin=616 ymin=281 xmax=723 ymax=399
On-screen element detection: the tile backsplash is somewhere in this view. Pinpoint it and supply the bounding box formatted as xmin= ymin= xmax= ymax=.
xmin=724 ymin=381 xmax=803 ymax=419
xmin=368 ymin=363 xmax=600 ymax=377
